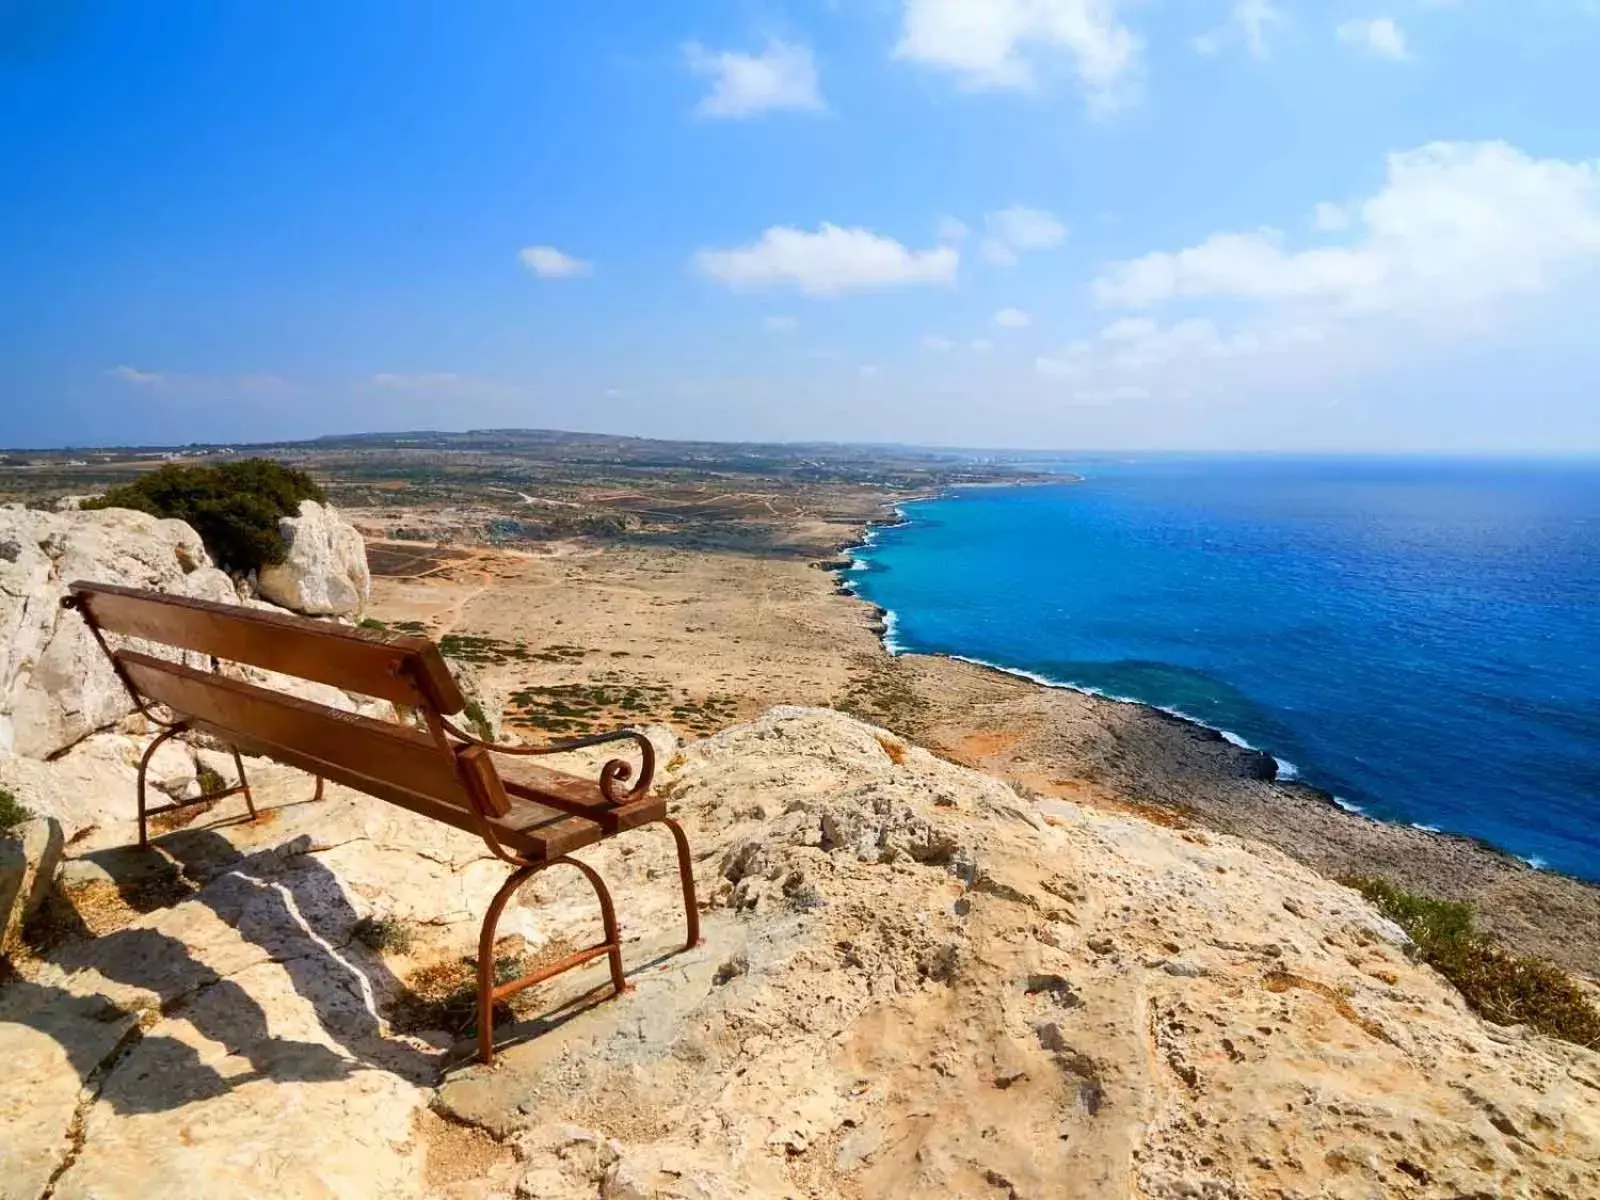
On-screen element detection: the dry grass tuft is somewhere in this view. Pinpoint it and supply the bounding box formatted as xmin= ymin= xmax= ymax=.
xmin=389 ymin=935 xmax=577 ymax=1038
xmin=353 ymin=914 xmax=416 ymax=955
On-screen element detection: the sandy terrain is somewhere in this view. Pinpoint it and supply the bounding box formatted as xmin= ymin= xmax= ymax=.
xmin=366 ymin=540 xmax=884 ymax=741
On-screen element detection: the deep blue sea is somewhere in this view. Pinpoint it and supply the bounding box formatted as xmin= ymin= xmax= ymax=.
xmin=850 ymin=457 xmax=1600 ymax=882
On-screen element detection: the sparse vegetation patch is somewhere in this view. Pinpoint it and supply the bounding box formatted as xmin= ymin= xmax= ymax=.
xmin=836 ymin=654 xmax=928 ymax=738
xmin=437 ymin=633 xmax=531 ymax=665
xmin=0 ymin=787 xmax=32 ymax=833
xmin=1346 ymin=876 xmax=1600 ymax=1049
xmin=353 ymin=915 xmax=416 ymax=955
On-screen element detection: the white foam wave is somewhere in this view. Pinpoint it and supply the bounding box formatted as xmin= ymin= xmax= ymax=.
xmin=940 ymin=654 xmax=1295 ymax=779
xmin=1331 ymin=795 xmax=1367 ymax=816
xmin=880 ymin=608 xmax=904 ymax=656
xmin=1411 ymin=822 xmax=1441 ymax=833
xmin=1518 ymin=854 xmax=1549 ymax=871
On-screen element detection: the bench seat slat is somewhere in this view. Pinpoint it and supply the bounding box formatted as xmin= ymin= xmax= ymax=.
xmin=71 ymin=580 xmax=464 ymax=712
xmin=116 ymin=651 xmax=601 ymax=860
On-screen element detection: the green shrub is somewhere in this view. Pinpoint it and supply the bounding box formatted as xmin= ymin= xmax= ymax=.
xmin=1346 ymin=876 xmax=1600 ymax=1049
xmin=0 ymin=787 xmax=32 ymax=833
xmin=84 ymin=459 xmax=325 ymax=575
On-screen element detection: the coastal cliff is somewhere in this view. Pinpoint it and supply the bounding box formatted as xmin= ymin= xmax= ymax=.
xmin=2 ymin=707 xmax=1597 ymax=1197
xmin=2 ymin=501 xmax=1597 ymax=1198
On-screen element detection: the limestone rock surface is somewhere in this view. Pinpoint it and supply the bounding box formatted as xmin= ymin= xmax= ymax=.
xmin=256 ymin=500 xmax=371 ymax=617
xmin=0 ymin=816 xmax=63 ymax=953
xmin=0 ymin=708 xmax=1595 ymax=1200
xmin=0 ymin=505 xmax=237 ymax=760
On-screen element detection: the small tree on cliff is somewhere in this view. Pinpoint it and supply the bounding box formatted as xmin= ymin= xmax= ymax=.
xmin=84 ymin=459 xmax=326 ymax=575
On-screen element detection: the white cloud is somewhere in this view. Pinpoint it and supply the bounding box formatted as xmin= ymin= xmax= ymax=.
xmin=1094 ymin=142 xmax=1600 ymax=315
xmin=982 ymin=205 xmax=1067 ymax=265
xmin=994 ymin=306 xmax=1032 ymax=327
xmin=764 ymin=315 xmax=799 ymax=332
xmin=1311 ymin=201 xmax=1351 ymax=232
xmin=1337 ymin=16 xmax=1409 ymax=60
xmin=684 ymin=39 xmax=824 ymax=118
xmin=1049 ymin=142 xmax=1600 ymax=413
xmin=922 ymin=335 xmax=956 ymax=352
xmin=938 ymin=216 xmax=970 ymax=242
xmin=519 ymin=245 xmax=593 ymax=278
xmin=1236 ymin=0 xmax=1286 ymax=58
xmin=971 ymin=338 xmax=995 ymax=352
xmin=1196 ymin=1 xmax=1287 ymax=59
xmin=894 ymin=0 xmax=1141 ymax=112
xmin=693 ymin=223 xmax=958 ymax=297
xmin=106 ymin=365 xmax=164 ymax=386
xmin=1036 ymin=315 xmax=1329 ymax=400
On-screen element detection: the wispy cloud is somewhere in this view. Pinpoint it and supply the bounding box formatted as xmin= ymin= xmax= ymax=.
xmin=684 ymin=40 xmax=824 ymax=118
xmin=1195 ymin=1 xmax=1287 ymax=60
xmin=694 ymin=223 xmax=958 ymax=297
xmin=894 ymin=0 xmax=1142 ymax=114
xmin=982 ymin=206 xmax=1067 ymax=266
xmin=104 ymin=367 xmax=295 ymax=394
xmin=1336 ymin=16 xmax=1410 ymax=61
xmin=518 ymin=245 xmax=593 ymax=278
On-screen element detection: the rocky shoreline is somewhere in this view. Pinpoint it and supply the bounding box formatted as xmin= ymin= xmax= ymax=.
xmin=824 ymin=503 xmax=1600 ymax=980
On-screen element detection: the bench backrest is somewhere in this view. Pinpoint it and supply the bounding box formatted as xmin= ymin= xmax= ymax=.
xmin=68 ymin=581 xmax=494 ymax=825
xmin=69 ymin=581 xmax=464 ymax=712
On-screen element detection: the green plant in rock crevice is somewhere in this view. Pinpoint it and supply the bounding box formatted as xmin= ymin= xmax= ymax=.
xmin=0 ymin=787 xmax=33 ymax=833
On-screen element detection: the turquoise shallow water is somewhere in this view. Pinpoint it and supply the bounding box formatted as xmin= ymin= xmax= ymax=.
xmin=850 ymin=457 xmax=1600 ymax=882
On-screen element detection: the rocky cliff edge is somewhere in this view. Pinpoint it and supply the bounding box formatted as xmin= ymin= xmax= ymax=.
xmin=1 ymin=707 xmax=1596 ymax=1200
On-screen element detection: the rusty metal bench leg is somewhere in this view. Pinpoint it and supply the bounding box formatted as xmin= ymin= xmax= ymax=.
xmin=229 ymin=745 xmax=258 ymax=822
xmin=137 ymin=725 xmax=265 ymax=847
xmin=659 ymin=817 xmax=701 ymax=950
xmin=476 ymin=855 xmax=627 ymax=1066
xmin=136 ymin=720 xmax=189 ymax=848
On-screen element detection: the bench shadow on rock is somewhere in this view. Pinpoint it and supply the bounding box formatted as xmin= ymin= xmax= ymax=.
xmin=3 ymin=827 xmax=442 ymax=1115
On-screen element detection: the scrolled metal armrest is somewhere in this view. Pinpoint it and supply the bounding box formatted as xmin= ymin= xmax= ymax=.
xmin=440 ymin=720 xmax=655 ymax=806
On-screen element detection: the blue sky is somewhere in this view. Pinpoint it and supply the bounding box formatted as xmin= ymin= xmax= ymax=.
xmin=3 ymin=0 xmax=1599 ymax=451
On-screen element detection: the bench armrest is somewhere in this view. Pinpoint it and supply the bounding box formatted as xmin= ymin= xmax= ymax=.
xmin=442 ymin=723 xmax=655 ymax=806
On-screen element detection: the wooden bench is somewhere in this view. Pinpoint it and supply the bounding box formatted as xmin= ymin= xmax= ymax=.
xmin=64 ymin=580 xmax=699 ymax=1064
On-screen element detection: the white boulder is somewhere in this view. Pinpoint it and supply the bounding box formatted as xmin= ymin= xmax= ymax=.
xmin=255 ymin=501 xmax=370 ymax=617
xmin=0 ymin=505 xmax=239 ymax=760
